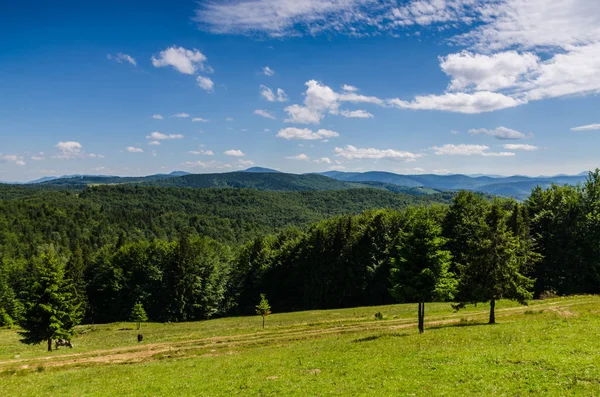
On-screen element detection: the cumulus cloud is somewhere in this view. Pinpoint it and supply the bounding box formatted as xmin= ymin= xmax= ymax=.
xmin=341 ymin=109 xmax=373 ymax=118
xmin=224 ymin=149 xmax=245 ymax=157
xmin=254 ymin=109 xmax=276 ymax=119
xmin=126 ymin=147 xmax=144 ymax=153
xmin=263 ymin=66 xmax=275 ymax=76
xmin=431 ymin=144 xmax=515 ymax=157
xmin=146 ymin=132 xmax=184 ymax=140
xmin=54 ymin=141 xmax=102 ymax=160
xmin=440 ymin=51 xmax=539 ymax=92
xmin=197 ymin=76 xmax=215 ymax=92
xmin=107 ymin=53 xmax=136 ymax=66
xmin=286 ymin=153 xmax=310 ymax=160
xmin=334 ymin=145 xmax=422 ymax=162
xmin=285 ymin=80 xmax=383 ymax=124
xmin=313 ymin=157 xmax=332 ymax=164
xmin=469 ymin=126 xmax=530 ymax=140
xmin=152 ymin=114 xmax=164 ymax=120
xmin=571 ymin=124 xmax=600 ymax=131
xmin=152 ymin=47 xmax=208 ymax=74
xmin=148 ymin=140 xmax=161 ymax=146
xmin=192 ymin=117 xmax=209 ymax=122
xmin=277 ymin=127 xmax=339 ymax=140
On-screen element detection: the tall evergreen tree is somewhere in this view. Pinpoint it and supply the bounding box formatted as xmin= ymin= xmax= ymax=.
xmin=390 ymin=210 xmax=456 ymax=333
xmin=455 ymin=202 xmax=535 ymax=324
xmin=19 ymin=248 xmax=82 ymax=351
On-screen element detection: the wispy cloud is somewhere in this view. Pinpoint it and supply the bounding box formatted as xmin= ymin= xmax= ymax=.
xmin=152 ymin=114 xmax=164 ymax=120
xmin=126 ymin=147 xmax=144 ymax=153
xmin=334 ymin=145 xmax=422 ymax=162
xmin=431 ymin=144 xmax=515 ymax=157
xmin=571 ymin=124 xmax=600 ymax=131
xmin=254 ymin=109 xmax=276 ymax=119
xmin=263 ymin=66 xmax=275 ymax=76
xmin=277 ymin=127 xmax=339 ymax=140
xmin=146 ymin=132 xmax=184 ymax=140
xmin=469 ymin=127 xmax=531 ymax=140
xmin=107 ymin=53 xmax=136 ymax=66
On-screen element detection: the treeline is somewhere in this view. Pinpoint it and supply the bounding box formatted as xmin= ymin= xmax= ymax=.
xmin=1 ymin=172 xmax=600 ymax=328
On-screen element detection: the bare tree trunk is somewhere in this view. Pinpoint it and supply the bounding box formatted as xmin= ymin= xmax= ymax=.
xmin=262 ymin=315 xmax=265 ymax=329
xmin=489 ymin=299 xmax=496 ymax=324
xmin=47 ymin=338 xmax=52 ymax=352
xmin=418 ymin=301 xmax=425 ymax=334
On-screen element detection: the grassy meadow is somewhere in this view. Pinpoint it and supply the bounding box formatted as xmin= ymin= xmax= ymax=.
xmin=1 ymin=296 xmax=599 ymax=396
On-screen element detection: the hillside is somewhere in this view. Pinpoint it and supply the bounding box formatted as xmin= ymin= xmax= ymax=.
xmin=1 ymin=296 xmax=598 ymax=396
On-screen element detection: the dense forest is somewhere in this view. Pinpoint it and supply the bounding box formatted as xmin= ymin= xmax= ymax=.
xmin=1 ymin=171 xmax=600 ymax=330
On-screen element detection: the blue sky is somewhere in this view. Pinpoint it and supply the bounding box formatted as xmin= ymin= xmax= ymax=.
xmin=1 ymin=0 xmax=600 ymax=182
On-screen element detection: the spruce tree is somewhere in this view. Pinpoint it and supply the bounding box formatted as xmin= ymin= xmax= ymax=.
xmin=390 ymin=211 xmax=456 ymax=333
xmin=19 ymin=249 xmax=81 ymax=351
xmin=455 ymin=202 xmax=535 ymax=324
xmin=130 ymin=302 xmax=148 ymax=330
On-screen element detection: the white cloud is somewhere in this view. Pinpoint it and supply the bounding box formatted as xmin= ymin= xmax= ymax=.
xmin=341 ymin=84 xmax=359 ymax=92
xmin=0 ymin=154 xmax=25 ymax=165
xmin=238 ymin=159 xmax=255 ymax=167
xmin=197 ymin=76 xmax=215 ymax=92
xmin=571 ymin=124 xmax=600 ymax=131
xmin=440 ymin=51 xmax=539 ymax=92
xmin=431 ymin=144 xmax=515 ymax=157
xmin=287 ymin=153 xmax=310 ymax=160
xmin=277 ymin=127 xmax=339 ymax=140
xmin=502 ymin=144 xmax=539 ymax=151
xmin=194 ymin=0 xmax=376 ymax=36
xmin=263 ymin=66 xmax=275 ymax=76
xmin=334 ymin=145 xmax=422 ymax=162
xmin=107 ymin=53 xmax=136 ymax=66
xmin=260 ymin=85 xmax=288 ymax=102
xmin=389 ymin=91 xmax=524 ymax=114
xmin=285 ymin=80 xmax=383 ymax=124
xmin=469 ymin=126 xmax=530 ymax=140
xmin=225 ymin=117 xmax=234 ymax=122
xmin=224 ymin=149 xmax=245 ymax=157
xmin=152 ymin=114 xmax=164 ymax=120
xmin=189 ymin=150 xmax=214 ymax=155
xmin=31 ymin=154 xmax=45 ymax=161
xmin=254 ymin=109 xmax=276 ymax=119
xmin=126 ymin=147 xmax=144 ymax=153
xmin=172 ymin=113 xmax=190 ymax=118
xmin=192 ymin=117 xmax=209 ymax=122
xmin=313 ymin=157 xmax=332 ymax=164
xmin=146 ymin=132 xmax=184 ymax=140
xmin=149 ymin=141 xmax=161 ymax=146
xmin=54 ymin=141 xmax=101 ymax=160
xmin=152 ymin=46 xmax=208 ymax=75
xmin=341 ymin=109 xmax=373 ymax=118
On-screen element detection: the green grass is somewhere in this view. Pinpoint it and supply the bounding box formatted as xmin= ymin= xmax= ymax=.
xmin=1 ymin=296 xmax=599 ymax=396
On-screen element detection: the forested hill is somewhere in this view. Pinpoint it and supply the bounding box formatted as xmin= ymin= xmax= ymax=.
xmin=0 ymin=185 xmax=455 ymax=255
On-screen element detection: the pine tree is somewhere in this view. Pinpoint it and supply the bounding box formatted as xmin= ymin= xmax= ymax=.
xmin=129 ymin=302 xmax=148 ymax=330
xmin=19 ymin=248 xmax=81 ymax=351
xmin=390 ymin=210 xmax=456 ymax=333
xmin=255 ymin=294 xmax=271 ymax=329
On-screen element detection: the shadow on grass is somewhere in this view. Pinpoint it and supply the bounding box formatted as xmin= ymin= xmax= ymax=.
xmin=352 ymin=332 xmax=410 ymax=343
xmin=427 ymin=320 xmax=489 ymax=331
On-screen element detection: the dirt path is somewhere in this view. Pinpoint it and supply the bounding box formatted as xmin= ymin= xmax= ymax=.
xmin=1 ymin=297 xmax=593 ymax=372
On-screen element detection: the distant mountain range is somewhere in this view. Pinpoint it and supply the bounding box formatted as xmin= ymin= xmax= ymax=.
xmin=0 ymin=168 xmax=592 ymax=200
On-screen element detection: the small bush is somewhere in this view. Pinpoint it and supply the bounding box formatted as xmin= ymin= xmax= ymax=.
xmin=374 ymin=312 xmax=383 ymax=320
xmin=539 ymin=290 xmax=558 ymax=300
xmin=0 ymin=309 xmax=14 ymax=329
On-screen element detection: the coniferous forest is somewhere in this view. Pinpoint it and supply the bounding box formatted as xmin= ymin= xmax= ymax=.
xmin=1 ymin=171 xmax=600 ymax=329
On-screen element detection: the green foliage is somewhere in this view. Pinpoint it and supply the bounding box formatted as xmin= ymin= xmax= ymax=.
xmin=390 ymin=208 xmax=456 ymax=332
xmin=130 ymin=302 xmax=148 ymax=330
xmin=0 ymin=308 xmax=13 ymax=328
xmin=18 ymin=248 xmax=82 ymax=351
xmin=256 ymin=294 xmax=271 ymax=328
